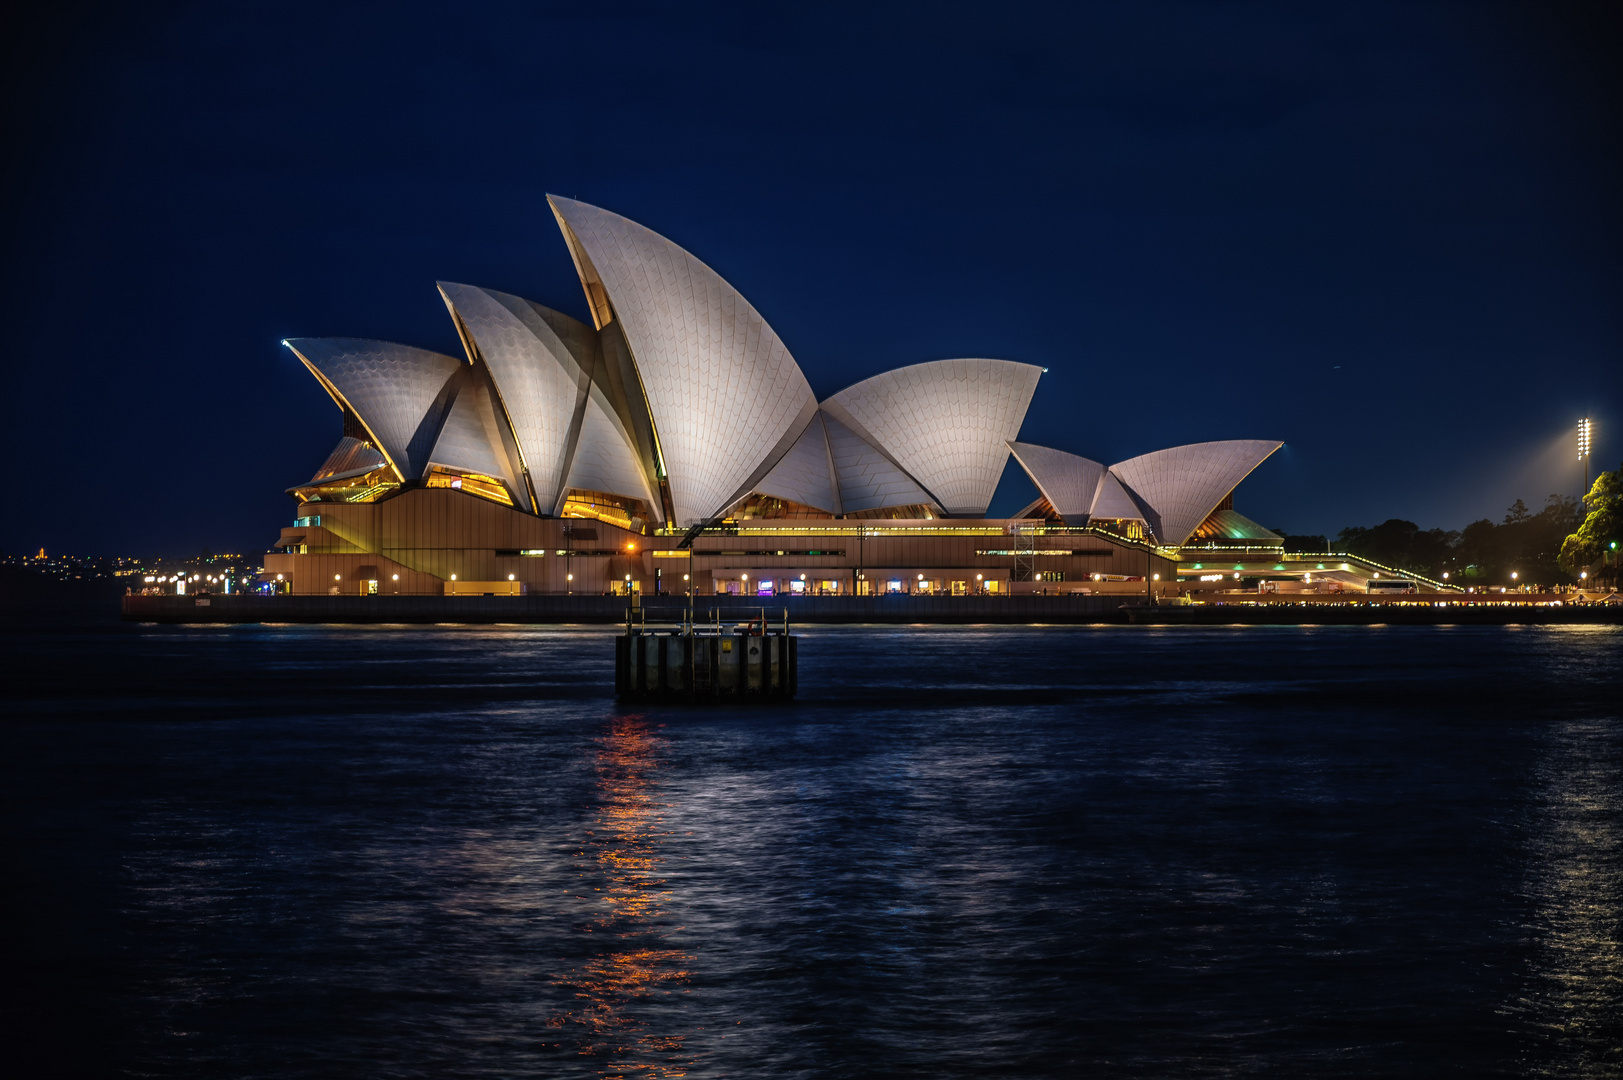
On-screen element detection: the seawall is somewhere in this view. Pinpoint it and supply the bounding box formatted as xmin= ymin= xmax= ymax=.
xmin=118 ymin=594 xmax=1623 ymax=626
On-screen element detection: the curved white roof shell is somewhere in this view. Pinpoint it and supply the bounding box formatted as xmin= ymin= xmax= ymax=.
xmin=1007 ymin=442 xmax=1106 ymax=523
xmin=1109 ymin=440 xmax=1282 ymax=546
xmin=1089 ymin=473 xmax=1147 ymax=523
xmin=437 ymin=283 xmax=597 ymax=512
xmin=547 ymin=195 xmax=818 ymax=525
xmin=823 ymin=359 xmax=1042 ymax=515
xmin=822 ymin=413 xmax=935 ymax=514
xmin=427 ymin=371 xmax=526 ymax=503
xmin=285 ymin=338 xmax=462 ymax=481
xmin=755 ymin=414 xmax=837 ymax=513
xmin=562 ymin=388 xmax=660 ymax=517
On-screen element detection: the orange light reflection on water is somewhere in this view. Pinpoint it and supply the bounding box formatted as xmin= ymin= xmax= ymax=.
xmin=549 ymin=716 xmax=694 ymax=1077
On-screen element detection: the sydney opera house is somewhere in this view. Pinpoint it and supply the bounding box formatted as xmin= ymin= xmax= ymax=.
xmin=263 ymin=196 xmax=1341 ymax=599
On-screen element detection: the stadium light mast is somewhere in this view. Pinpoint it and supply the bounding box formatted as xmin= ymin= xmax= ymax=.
xmin=1578 ymin=418 xmax=1592 ymax=495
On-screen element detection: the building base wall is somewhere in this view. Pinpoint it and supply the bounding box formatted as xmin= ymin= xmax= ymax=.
xmin=124 ymin=593 xmax=1135 ymax=624
xmin=122 ymin=594 xmax=1623 ymax=626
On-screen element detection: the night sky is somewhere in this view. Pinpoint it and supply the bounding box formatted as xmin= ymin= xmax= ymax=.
xmin=4 ymin=1 xmax=1619 ymax=556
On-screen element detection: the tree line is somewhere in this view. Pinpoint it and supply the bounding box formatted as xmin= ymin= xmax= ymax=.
xmin=1273 ymin=461 xmax=1622 ymax=589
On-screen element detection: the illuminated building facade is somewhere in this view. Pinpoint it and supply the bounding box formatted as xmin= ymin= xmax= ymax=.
xmin=265 ymin=198 xmax=1349 ymax=599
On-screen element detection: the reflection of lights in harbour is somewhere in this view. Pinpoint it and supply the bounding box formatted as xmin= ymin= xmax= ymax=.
xmin=1510 ymin=716 xmax=1622 ymax=1072
xmin=549 ymin=716 xmax=694 ymax=1075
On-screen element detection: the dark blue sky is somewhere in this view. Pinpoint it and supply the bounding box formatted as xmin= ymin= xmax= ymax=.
xmin=4 ymin=1 xmax=1619 ymax=555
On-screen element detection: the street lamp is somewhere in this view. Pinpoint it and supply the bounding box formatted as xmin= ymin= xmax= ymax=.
xmin=1579 ymin=417 xmax=1592 ymax=493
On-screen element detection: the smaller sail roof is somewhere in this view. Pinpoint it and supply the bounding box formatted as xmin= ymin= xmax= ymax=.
xmin=285 ymin=338 xmax=463 ymax=480
xmin=823 ymin=359 xmax=1042 ymax=515
xmin=1089 ymin=473 xmax=1147 ymax=523
xmin=561 ymin=388 xmax=660 ymax=518
xmin=1007 ymin=442 xmax=1106 ymax=523
xmin=822 ymin=413 xmax=936 ymax=513
xmin=755 ymin=413 xmax=838 ymax=514
xmin=426 ymin=370 xmax=526 ymax=504
xmin=1108 ymin=440 xmax=1282 ymax=546
xmin=437 ymin=283 xmax=597 ymax=511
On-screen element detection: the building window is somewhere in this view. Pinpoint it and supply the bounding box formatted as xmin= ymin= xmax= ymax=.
xmin=424 ymin=467 xmax=513 ymax=507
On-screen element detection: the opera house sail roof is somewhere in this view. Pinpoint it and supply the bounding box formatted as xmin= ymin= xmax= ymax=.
xmin=282 ymin=196 xmax=1281 ymax=547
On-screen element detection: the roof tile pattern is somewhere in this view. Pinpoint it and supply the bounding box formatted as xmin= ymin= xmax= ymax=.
xmin=428 ymin=374 xmax=525 ymax=501
xmin=437 ymin=283 xmax=594 ymax=509
xmin=563 ymin=390 xmax=659 ymax=516
xmin=1089 ymin=473 xmax=1147 ymax=523
xmin=285 ymin=338 xmax=462 ymax=480
xmin=824 ymin=359 xmax=1042 ymax=515
xmin=756 ymin=414 xmax=836 ymax=513
xmin=547 ymin=196 xmax=818 ymax=525
xmin=1007 ymin=442 xmax=1106 ymax=522
xmin=823 ymin=414 xmax=934 ymax=513
xmin=1109 ymin=440 xmax=1282 ymax=546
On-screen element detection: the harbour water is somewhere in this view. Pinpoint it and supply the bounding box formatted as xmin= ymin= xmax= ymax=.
xmin=3 ymin=618 xmax=1620 ymax=1077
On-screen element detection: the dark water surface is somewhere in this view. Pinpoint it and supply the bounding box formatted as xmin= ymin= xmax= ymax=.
xmin=3 ymin=619 xmax=1620 ymax=1078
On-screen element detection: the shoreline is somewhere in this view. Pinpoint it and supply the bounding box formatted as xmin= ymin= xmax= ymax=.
xmin=113 ymin=594 xmax=1623 ymax=626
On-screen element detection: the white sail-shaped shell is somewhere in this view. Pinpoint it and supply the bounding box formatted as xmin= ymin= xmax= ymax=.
xmin=1089 ymin=472 xmax=1147 ymax=523
xmin=823 ymin=359 xmax=1042 ymax=516
xmin=822 ymin=414 xmax=935 ymax=514
xmin=547 ymin=195 xmax=818 ymax=525
xmin=1109 ymin=440 xmax=1282 ymax=545
xmin=562 ymin=389 xmax=660 ymax=516
xmin=427 ymin=371 xmax=526 ymax=504
xmin=755 ymin=413 xmax=837 ymax=513
xmin=1007 ymin=442 xmax=1106 ymax=523
xmin=284 ymin=338 xmax=462 ymax=480
xmin=437 ymin=282 xmax=598 ymax=511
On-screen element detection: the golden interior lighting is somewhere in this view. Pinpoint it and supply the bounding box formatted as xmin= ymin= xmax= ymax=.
xmin=288 ymin=464 xmax=399 ymax=504
xmin=423 ymin=467 xmax=513 ymax=507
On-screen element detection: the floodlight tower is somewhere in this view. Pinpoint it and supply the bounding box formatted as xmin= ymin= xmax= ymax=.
xmin=1578 ymin=418 xmax=1593 ymax=495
